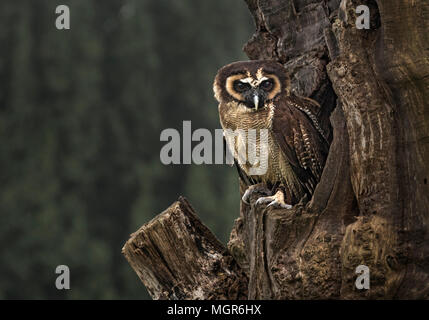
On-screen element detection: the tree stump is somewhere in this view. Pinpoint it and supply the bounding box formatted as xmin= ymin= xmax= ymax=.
xmin=122 ymin=197 xmax=248 ymax=300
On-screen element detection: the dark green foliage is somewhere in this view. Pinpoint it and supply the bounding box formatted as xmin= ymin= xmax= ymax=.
xmin=0 ymin=0 xmax=253 ymax=299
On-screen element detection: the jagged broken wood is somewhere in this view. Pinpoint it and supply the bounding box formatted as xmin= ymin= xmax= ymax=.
xmin=122 ymin=197 xmax=248 ymax=300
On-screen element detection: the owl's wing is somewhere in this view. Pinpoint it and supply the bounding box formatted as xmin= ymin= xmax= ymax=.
xmin=234 ymin=158 xmax=259 ymax=187
xmin=272 ymin=96 xmax=329 ymax=193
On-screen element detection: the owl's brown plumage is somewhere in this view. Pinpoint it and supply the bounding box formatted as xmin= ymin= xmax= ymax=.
xmin=214 ymin=60 xmax=329 ymax=207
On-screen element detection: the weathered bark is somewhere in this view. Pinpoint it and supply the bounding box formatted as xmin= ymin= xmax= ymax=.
xmin=122 ymin=197 xmax=248 ymax=299
xmin=227 ymin=0 xmax=429 ymax=299
xmin=124 ymin=0 xmax=429 ymax=299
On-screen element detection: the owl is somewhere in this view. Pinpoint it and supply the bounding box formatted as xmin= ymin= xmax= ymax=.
xmin=213 ymin=60 xmax=329 ymax=209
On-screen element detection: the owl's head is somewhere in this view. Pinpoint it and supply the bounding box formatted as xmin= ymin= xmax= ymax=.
xmin=213 ymin=60 xmax=290 ymax=111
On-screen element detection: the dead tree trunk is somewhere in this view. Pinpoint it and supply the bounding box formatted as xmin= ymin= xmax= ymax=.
xmin=124 ymin=0 xmax=429 ymax=299
xmin=228 ymin=0 xmax=429 ymax=299
xmin=122 ymin=197 xmax=248 ymax=300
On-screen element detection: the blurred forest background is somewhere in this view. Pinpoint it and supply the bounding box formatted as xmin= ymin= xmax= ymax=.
xmin=0 ymin=0 xmax=253 ymax=299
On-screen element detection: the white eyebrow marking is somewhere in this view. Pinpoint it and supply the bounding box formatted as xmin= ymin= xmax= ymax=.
xmin=240 ymin=77 xmax=253 ymax=84
xmin=240 ymin=76 xmax=270 ymax=88
xmin=240 ymin=77 xmax=259 ymax=86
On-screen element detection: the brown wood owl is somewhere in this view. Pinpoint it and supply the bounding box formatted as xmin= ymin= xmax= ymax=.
xmin=214 ymin=60 xmax=329 ymax=209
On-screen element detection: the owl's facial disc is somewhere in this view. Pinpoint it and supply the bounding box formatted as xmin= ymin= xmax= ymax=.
xmin=225 ymin=72 xmax=280 ymax=111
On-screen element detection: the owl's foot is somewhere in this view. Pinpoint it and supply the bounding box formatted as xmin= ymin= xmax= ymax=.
xmin=255 ymin=190 xmax=292 ymax=209
xmin=242 ymin=183 xmax=271 ymax=204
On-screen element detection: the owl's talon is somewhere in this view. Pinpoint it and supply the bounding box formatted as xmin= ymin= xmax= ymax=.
xmin=255 ymin=190 xmax=292 ymax=209
xmin=255 ymin=198 xmax=264 ymax=206
xmin=242 ymin=194 xmax=250 ymax=204
xmin=242 ymin=183 xmax=271 ymax=204
xmin=267 ymin=199 xmax=292 ymax=209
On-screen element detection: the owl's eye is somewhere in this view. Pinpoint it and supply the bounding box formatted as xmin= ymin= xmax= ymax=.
xmin=234 ymin=80 xmax=250 ymax=93
xmin=260 ymin=79 xmax=274 ymax=91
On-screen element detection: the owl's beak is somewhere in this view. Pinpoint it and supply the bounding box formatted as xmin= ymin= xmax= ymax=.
xmin=244 ymin=90 xmax=265 ymax=110
xmin=253 ymin=94 xmax=260 ymax=110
